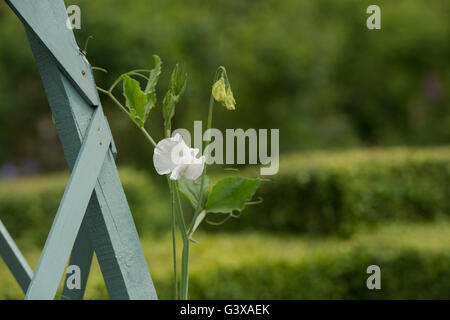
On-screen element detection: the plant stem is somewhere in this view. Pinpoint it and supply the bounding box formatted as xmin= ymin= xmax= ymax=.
xmin=164 ymin=111 xmax=190 ymax=299
xmin=178 ymin=68 xmax=224 ymax=297
xmin=108 ymin=69 xmax=154 ymax=92
xmin=164 ymin=124 xmax=180 ymax=300
xmin=180 ymin=238 xmax=190 ymax=299
xmin=171 ymin=181 xmax=190 ymax=299
xmin=139 ymin=126 xmax=157 ymax=148
xmin=187 ymin=68 xmax=222 ymax=235
xmin=167 ymin=179 xmax=189 ymax=299
xmin=169 ymin=182 xmax=178 ymax=300
xmin=97 ymin=87 xmax=157 ymax=147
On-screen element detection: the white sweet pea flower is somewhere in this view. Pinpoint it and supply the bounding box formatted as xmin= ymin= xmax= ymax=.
xmin=153 ymin=133 xmax=205 ymax=180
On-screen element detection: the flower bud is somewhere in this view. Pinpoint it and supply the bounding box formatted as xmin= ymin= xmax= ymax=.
xmin=212 ymin=77 xmax=227 ymax=102
xmin=224 ymin=88 xmax=236 ymax=110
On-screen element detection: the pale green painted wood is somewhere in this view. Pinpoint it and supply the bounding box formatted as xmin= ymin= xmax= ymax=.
xmin=104 ymin=116 xmax=118 ymax=159
xmin=29 ymin=37 xmax=157 ymax=299
xmin=25 ymin=107 xmax=112 ymax=299
xmin=9 ymin=0 xmax=157 ymax=300
xmin=6 ymin=0 xmax=99 ymax=106
xmin=61 ymin=217 xmax=94 ymax=300
xmin=0 ymin=220 xmax=33 ymax=293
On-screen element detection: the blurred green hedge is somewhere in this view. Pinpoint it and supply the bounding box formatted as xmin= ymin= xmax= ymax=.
xmin=0 ymin=147 xmax=449 ymax=244
xmin=0 ymin=168 xmax=169 ymax=246
xmin=2 ymin=224 xmax=449 ymax=299
xmin=0 ymin=0 xmax=449 ymax=170
xmin=156 ymin=225 xmax=450 ymax=299
xmin=185 ymin=247 xmax=450 ymax=299
xmin=4 ymin=223 xmax=450 ymax=299
xmin=233 ymin=146 xmax=450 ymax=236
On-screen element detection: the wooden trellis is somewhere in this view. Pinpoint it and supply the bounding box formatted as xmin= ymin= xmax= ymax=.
xmin=0 ymin=0 xmax=157 ymax=300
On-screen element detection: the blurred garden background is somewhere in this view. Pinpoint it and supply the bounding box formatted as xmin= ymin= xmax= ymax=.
xmin=0 ymin=0 xmax=449 ymax=299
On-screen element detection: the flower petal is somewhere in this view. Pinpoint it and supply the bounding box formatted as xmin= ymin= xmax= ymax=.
xmin=170 ymin=164 xmax=187 ymax=180
xmin=153 ymin=134 xmax=182 ymax=175
xmin=170 ymin=137 xmax=193 ymax=165
xmin=183 ymin=156 xmax=205 ymax=180
xmin=154 ymin=133 xmax=205 ymax=180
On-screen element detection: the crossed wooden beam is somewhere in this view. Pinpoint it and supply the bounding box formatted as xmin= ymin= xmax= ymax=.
xmin=0 ymin=0 xmax=157 ymax=300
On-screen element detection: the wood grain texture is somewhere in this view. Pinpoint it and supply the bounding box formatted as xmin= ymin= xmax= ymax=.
xmin=11 ymin=1 xmax=158 ymax=299
xmin=0 ymin=220 xmax=33 ymax=294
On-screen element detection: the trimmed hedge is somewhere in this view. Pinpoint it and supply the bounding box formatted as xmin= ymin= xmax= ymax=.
xmin=0 ymin=168 xmax=169 ymax=246
xmin=185 ymin=248 xmax=450 ymax=299
xmin=1 ymin=223 xmax=449 ymax=299
xmin=0 ymin=147 xmax=449 ymax=243
xmin=212 ymin=146 xmax=450 ymax=236
xmin=83 ymin=223 xmax=450 ymax=299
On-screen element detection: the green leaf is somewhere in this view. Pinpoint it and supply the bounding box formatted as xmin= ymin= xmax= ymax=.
xmin=188 ymin=210 xmax=206 ymax=239
xmin=163 ymin=64 xmax=187 ymax=127
xmin=143 ymin=92 xmax=156 ymax=124
xmin=178 ymin=175 xmax=211 ymax=209
xmin=145 ymin=55 xmax=162 ymax=95
xmin=122 ymin=74 xmax=147 ymax=126
xmin=142 ymin=55 xmax=162 ymax=123
xmin=206 ymin=176 xmax=260 ymax=214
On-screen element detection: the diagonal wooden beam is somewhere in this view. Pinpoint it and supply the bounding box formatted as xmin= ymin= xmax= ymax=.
xmin=61 ymin=217 xmax=94 ymax=300
xmin=25 ymin=107 xmax=112 ymax=299
xmin=14 ymin=2 xmax=158 ymax=300
xmin=6 ymin=0 xmax=99 ymax=106
xmin=0 ymin=219 xmax=33 ymax=294
xmin=5 ymin=0 xmax=157 ymax=300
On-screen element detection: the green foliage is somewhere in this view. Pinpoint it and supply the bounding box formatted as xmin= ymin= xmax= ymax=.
xmin=1 ymin=223 xmax=449 ymax=299
xmin=178 ymin=175 xmax=259 ymax=216
xmin=0 ymin=147 xmax=449 ymax=244
xmin=178 ymin=175 xmax=210 ymax=209
xmin=0 ymin=168 xmax=169 ymax=246
xmin=121 ymin=55 xmax=162 ymax=127
xmin=234 ymin=146 xmax=450 ymax=236
xmin=162 ymin=64 xmax=187 ymax=129
xmin=1 ymin=0 xmax=449 ymax=169
xmin=205 ymin=176 xmax=260 ymax=214
xmin=122 ymin=75 xmax=151 ymax=126
xmin=144 ymin=55 xmax=162 ymax=96
xmin=187 ymin=247 xmax=450 ymax=299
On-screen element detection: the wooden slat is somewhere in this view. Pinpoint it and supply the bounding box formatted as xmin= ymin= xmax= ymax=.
xmin=61 ymin=216 xmax=94 ymax=300
xmin=25 ymin=107 xmax=112 ymax=299
xmin=25 ymin=25 xmax=157 ymax=300
xmin=6 ymin=0 xmax=99 ymax=106
xmin=0 ymin=220 xmax=33 ymax=294
xmin=5 ymin=0 xmax=157 ymax=300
